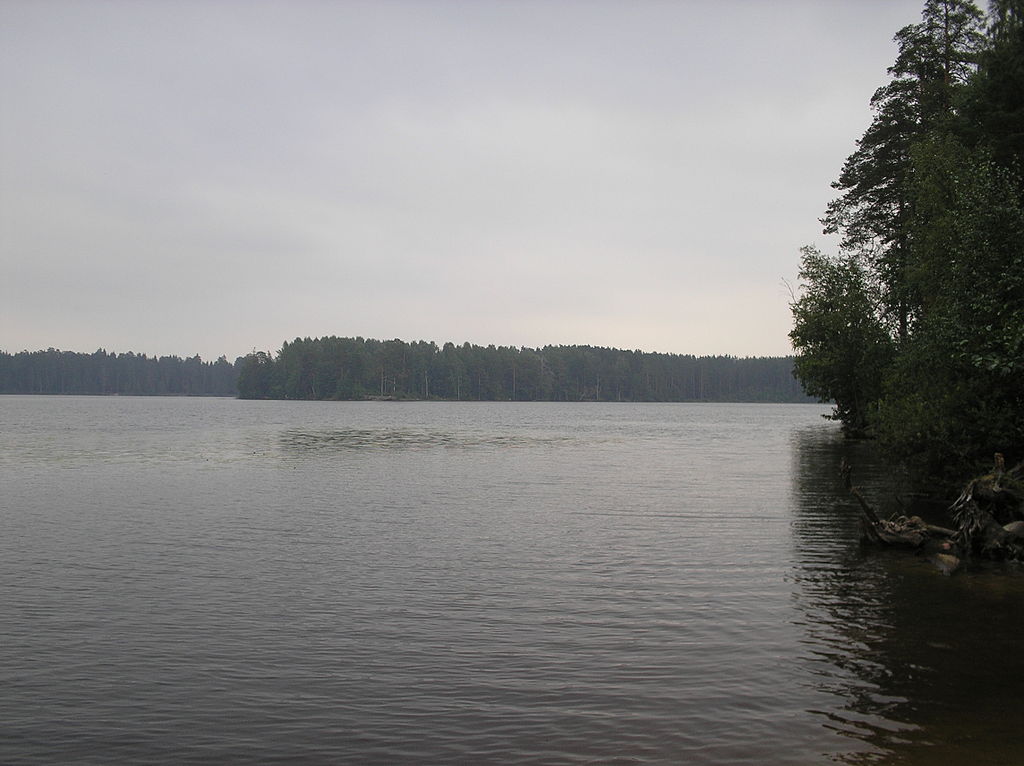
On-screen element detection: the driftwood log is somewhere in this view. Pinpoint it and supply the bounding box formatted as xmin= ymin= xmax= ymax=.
xmin=841 ymin=459 xmax=956 ymax=548
xmin=841 ymin=455 xmax=1024 ymax=574
xmin=843 ymin=452 xmax=1024 ymax=573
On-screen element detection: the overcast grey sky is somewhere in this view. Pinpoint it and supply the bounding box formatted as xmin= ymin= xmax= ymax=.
xmin=1 ymin=0 xmax=926 ymax=361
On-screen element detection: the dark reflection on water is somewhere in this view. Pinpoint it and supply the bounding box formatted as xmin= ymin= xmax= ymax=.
xmin=789 ymin=426 xmax=1024 ymax=765
xmin=279 ymin=427 xmax=578 ymax=453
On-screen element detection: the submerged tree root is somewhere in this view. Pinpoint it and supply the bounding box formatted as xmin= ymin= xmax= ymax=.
xmin=949 ymin=454 xmax=1024 ymax=562
xmin=843 ymin=455 xmax=1024 ymax=575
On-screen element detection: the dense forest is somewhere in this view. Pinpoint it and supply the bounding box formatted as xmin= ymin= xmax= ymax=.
xmin=790 ymin=0 xmax=1024 ymax=479
xmin=237 ymin=336 xmax=809 ymax=402
xmin=0 ymin=349 xmax=240 ymax=396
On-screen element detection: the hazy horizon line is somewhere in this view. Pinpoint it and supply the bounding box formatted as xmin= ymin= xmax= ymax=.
xmin=3 ymin=335 xmax=798 ymax=362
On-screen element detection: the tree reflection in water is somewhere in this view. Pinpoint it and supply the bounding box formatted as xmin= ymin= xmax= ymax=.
xmin=789 ymin=425 xmax=1024 ymax=765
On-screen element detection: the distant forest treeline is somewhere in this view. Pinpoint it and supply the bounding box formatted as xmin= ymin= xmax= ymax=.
xmin=0 ymin=348 xmax=239 ymax=396
xmin=238 ymin=336 xmax=810 ymax=402
xmin=1 ymin=340 xmax=811 ymax=402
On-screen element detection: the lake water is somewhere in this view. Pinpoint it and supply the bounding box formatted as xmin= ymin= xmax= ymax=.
xmin=2 ymin=397 xmax=1024 ymax=765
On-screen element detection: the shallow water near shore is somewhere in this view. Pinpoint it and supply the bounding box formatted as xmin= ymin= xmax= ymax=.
xmin=3 ymin=396 xmax=1024 ymax=764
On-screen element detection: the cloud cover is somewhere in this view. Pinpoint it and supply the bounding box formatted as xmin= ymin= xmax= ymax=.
xmin=1 ymin=0 xmax=924 ymax=361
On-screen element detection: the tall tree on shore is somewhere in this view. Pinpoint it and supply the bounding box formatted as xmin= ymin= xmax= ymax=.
xmin=821 ymin=0 xmax=985 ymax=341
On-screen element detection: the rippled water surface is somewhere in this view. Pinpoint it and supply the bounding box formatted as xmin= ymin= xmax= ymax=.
xmin=3 ymin=397 xmax=1024 ymax=764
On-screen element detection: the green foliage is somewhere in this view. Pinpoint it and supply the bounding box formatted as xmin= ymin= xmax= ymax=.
xmin=236 ymin=351 xmax=280 ymax=399
xmin=793 ymin=0 xmax=1024 ymax=477
xmin=962 ymin=0 xmax=1024 ymax=170
xmin=236 ymin=336 xmax=810 ymax=403
xmin=874 ymin=135 xmax=1024 ymax=473
xmin=875 ymin=331 xmax=1019 ymax=479
xmin=789 ymin=247 xmax=895 ymax=435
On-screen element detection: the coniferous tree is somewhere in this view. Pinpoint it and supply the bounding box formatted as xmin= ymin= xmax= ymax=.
xmin=821 ymin=0 xmax=985 ymax=340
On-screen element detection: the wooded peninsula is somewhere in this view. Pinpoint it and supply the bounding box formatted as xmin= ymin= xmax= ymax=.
xmin=236 ymin=337 xmax=808 ymax=402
